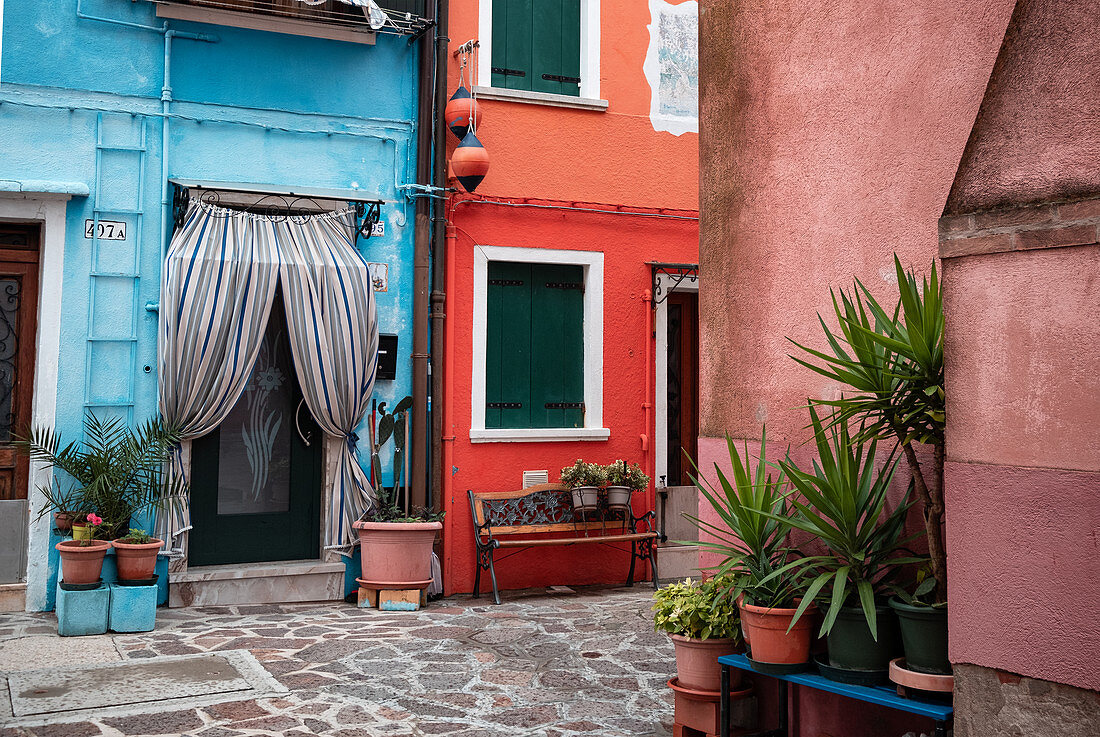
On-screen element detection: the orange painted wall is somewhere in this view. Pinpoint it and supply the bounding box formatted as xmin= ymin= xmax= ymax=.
xmin=442 ymin=1 xmax=699 ymax=594
xmin=446 ymin=0 xmax=699 ymax=210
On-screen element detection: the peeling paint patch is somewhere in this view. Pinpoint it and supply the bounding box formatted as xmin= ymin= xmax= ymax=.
xmin=643 ymin=0 xmax=698 ymax=136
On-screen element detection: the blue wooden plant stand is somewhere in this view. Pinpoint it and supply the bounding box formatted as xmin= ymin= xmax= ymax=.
xmin=718 ymin=654 xmax=953 ymax=737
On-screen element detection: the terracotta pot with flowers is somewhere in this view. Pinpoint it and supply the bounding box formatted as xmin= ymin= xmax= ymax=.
xmin=653 ymin=576 xmax=743 ymax=692
xmin=112 ymin=527 xmax=164 ymax=582
xmin=560 ymin=459 xmax=606 ymax=511
xmin=604 ymin=460 xmax=649 ymax=511
xmin=55 ymin=513 xmax=111 ymax=585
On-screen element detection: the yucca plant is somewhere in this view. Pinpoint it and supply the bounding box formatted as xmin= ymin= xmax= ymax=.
xmin=788 ymin=255 xmax=946 ymax=604
xmin=17 ymin=414 xmax=185 ymax=539
xmin=766 ymin=406 xmax=923 ymax=640
xmin=685 ymin=430 xmax=804 ymax=609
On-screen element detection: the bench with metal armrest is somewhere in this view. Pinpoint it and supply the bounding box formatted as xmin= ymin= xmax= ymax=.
xmin=468 ymin=483 xmax=660 ymax=605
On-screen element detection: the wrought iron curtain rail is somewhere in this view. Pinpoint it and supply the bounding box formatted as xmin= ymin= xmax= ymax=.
xmin=649 ymin=262 xmax=699 ymax=305
xmin=172 ymin=184 xmax=384 ymax=240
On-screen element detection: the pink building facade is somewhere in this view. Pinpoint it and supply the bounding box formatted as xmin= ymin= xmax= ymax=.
xmin=699 ymin=0 xmax=1099 ymax=734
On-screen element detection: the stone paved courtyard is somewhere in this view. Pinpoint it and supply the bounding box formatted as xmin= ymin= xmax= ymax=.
xmin=0 ymin=587 xmax=675 ymax=737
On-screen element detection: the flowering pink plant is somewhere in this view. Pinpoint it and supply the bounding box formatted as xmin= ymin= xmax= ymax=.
xmin=81 ymin=513 xmax=105 ymax=546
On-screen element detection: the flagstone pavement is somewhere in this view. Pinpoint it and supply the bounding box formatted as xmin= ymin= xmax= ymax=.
xmin=0 ymin=586 xmax=676 ymax=737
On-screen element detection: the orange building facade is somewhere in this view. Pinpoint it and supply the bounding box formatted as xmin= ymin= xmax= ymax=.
xmin=438 ymin=0 xmax=700 ymax=595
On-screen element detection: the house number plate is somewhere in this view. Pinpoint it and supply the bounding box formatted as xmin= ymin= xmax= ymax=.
xmin=84 ymin=219 xmax=127 ymax=241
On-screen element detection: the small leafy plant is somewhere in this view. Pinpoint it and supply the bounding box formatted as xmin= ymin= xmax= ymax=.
xmin=560 ymin=459 xmax=607 ymax=488
xmin=118 ymin=527 xmax=154 ymax=545
xmin=605 ymin=460 xmax=650 ymax=490
xmin=653 ymin=577 xmax=742 ymax=642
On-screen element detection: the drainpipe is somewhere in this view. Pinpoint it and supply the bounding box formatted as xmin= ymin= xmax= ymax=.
xmin=441 ymin=223 xmax=457 ymax=592
xmin=411 ymin=0 xmax=442 ymax=510
xmin=643 ymin=289 xmax=655 ymax=576
xmin=429 ymin=0 xmax=449 ymax=513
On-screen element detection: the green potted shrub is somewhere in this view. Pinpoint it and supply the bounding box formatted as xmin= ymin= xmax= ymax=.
xmin=771 ymin=406 xmax=921 ymax=681
xmin=604 ymin=460 xmax=649 ymax=510
xmin=18 ymin=413 xmax=185 ymax=540
xmin=560 ymin=459 xmax=606 ymax=510
xmin=653 ymin=576 xmax=743 ymax=692
xmin=888 ymin=568 xmax=949 ymax=674
xmin=354 ymin=397 xmax=444 ymax=594
xmin=687 ymin=431 xmax=814 ymax=667
xmin=789 ymin=256 xmax=949 ymax=680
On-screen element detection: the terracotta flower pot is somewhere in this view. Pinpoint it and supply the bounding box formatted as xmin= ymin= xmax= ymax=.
xmin=55 ymin=539 xmax=111 ymax=585
xmin=354 ymin=520 xmax=441 ymax=590
xmin=112 ymin=538 xmax=163 ymax=581
xmin=54 ymin=512 xmax=74 ymax=532
xmin=739 ymin=601 xmax=815 ymax=664
xmin=670 ymin=634 xmax=742 ymax=692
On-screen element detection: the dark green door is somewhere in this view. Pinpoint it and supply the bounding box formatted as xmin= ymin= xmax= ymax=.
xmin=189 ymin=290 xmax=322 ymax=566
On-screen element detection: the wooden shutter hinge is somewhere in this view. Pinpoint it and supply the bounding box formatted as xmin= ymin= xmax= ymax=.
xmin=492 ymin=67 xmax=526 ymax=77
xmin=489 ymin=278 xmax=524 ymax=286
xmin=545 ymin=282 xmax=584 ymax=292
xmin=487 ymin=402 xmax=523 ymax=409
xmin=544 ymin=402 xmax=585 ymax=410
xmin=542 ymin=74 xmax=581 ymax=84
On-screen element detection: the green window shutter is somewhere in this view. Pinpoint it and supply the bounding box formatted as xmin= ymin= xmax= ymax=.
xmin=492 ymin=1 xmax=581 ymax=97
xmin=485 ymin=262 xmax=584 ymax=430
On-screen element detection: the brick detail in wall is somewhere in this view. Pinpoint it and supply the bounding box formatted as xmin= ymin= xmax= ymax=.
xmin=939 ymin=197 xmax=1100 ymax=259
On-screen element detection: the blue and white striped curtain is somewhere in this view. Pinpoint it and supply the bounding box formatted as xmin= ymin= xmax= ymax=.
xmin=157 ymin=200 xmax=378 ymax=557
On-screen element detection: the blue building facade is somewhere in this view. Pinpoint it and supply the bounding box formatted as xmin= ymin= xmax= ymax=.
xmin=0 ymin=0 xmax=425 ymax=611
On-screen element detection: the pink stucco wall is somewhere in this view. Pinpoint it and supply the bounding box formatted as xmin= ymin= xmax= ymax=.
xmin=946 ymin=0 xmax=1100 ymax=214
xmin=698 ymin=0 xmax=1015 ymax=442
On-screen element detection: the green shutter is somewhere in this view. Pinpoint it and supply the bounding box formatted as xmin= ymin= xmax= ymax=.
xmin=485 ymin=262 xmax=584 ymax=429
xmin=492 ymin=1 xmax=581 ymax=97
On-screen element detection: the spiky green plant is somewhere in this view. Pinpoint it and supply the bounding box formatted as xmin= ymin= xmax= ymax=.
xmin=765 ymin=406 xmax=923 ymax=640
xmin=788 ymin=255 xmax=946 ymax=604
xmin=685 ymin=430 xmax=804 ymax=610
xmin=17 ymin=414 xmax=185 ymax=539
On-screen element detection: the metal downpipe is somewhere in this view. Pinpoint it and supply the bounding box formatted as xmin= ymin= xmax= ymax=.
xmin=429 ymin=0 xmax=449 ymax=514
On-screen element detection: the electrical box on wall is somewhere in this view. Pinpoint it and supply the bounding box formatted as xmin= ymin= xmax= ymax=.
xmin=377 ymin=334 xmax=398 ymax=380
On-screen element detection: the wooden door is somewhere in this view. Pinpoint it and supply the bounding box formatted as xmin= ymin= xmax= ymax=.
xmin=188 ymin=289 xmax=322 ymax=566
xmin=666 ymin=292 xmax=698 ymax=487
xmin=0 ymin=225 xmax=40 ymax=501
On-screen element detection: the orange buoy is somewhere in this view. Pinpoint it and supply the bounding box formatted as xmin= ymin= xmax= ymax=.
xmin=451 ymin=130 xmax=489 ymax=193
xmin=444 ymin=86 xmax=482 ymax=139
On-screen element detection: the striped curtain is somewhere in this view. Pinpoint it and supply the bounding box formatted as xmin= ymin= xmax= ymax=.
xmin=278 ymin=210 xmax=379 ymax=551
xmin=157 ymin=201 xmax=378 ymax=557
xmin=156 ymin=202 xmax=282 ymax=557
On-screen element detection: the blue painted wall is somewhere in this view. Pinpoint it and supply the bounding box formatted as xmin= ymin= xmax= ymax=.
xmin=0 ymin=0 xmax=421 ymax=609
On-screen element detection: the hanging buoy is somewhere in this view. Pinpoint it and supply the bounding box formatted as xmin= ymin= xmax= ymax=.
xmin=450 ymin=130 xmax=490 ymax=193
xmin=444 ymin=86 xmax=482 ymax=139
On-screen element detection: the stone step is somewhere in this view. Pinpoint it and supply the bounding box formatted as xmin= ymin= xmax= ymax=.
xmin=656 ymin=544 xmax=701 ymax=583
xmin=169 ymin=559 xmax=345 ymax=608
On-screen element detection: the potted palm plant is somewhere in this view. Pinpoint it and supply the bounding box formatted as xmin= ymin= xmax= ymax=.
xmin=770 ymin=406 xmax=921 ymax=682
xmin=653 ymin=576 xmax=743 ymax=692
xmin=354 ymin=397 xmax=443 ymax=593
xmin=687 ymin=431 xmax=814 ymax=668
xmin=604 ymin=460 xmax=649 ymax=510
xmin=789 ymin=256 xmax=949 ymax=682
xmin=560 ymin=459 xmax=606 ymax=511
xmin=18 ymin=413 xmax=185 ymax=541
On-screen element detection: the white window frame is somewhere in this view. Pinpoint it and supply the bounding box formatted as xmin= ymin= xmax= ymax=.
xmin=471 ymin=245 xmax=609 ymax=443
xmin=653 ymin=270 xmax=698 ymax=486
xmin=476 ymin=0 xmax=606 ymax=110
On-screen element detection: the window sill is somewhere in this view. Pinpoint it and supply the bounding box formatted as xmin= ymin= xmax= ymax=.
xmin=472 ymin=86 xmax=609 ymax=112
xmin=470 ymin=428 xmax=611 ymax=443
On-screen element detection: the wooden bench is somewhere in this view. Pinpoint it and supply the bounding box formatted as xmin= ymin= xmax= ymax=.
xmin=468 ymin=483 xmax=660 ymax=605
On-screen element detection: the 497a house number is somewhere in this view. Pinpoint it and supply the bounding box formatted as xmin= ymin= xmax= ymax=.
xmin=83 ymin=219 xmax=127 ymax=241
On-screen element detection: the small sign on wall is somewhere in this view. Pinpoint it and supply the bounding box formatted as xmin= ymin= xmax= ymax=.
xmin=367 ymin=262 xmax=389 ymax=292
xmin=84 ymin=219 xmax=127 ymax=241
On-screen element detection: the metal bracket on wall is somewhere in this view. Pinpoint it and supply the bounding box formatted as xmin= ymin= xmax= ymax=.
xmin=650 ymin=262 xmax=699 ymax=306
xmin=398 ymin=183 xmax=454 ymax=201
